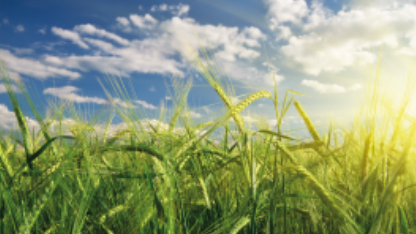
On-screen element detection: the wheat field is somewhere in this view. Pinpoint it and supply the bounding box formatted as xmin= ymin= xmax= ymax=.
xmin=0 ymin=46 xmax=416 ymax=234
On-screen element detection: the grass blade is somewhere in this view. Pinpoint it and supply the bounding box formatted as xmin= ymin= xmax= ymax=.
xmin=18 ymin=172 xmax=63 ymax=234
xmin=101 ymin=144 xmax=164 ymax=161
xmin=258 ymin=129 xmax=295 ymax=140
xmin=26 ymin=135 xmax=75 ymax=169
xmin=0 ymin=63 xmax=34 ymax=167
xmin=398 ymin=205 xmax=409 ymax=234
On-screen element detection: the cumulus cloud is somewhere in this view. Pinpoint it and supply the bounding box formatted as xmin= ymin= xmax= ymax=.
xmin=176 ymin=4 xmax=190 ymax=17
xmin=221 ymin=60 xmax=284 ymax=87
xmin=161 ymin=17 xmax=266 ymax=62
xmin=274 ymin=25 xmax=292 ymax=41
xmin=51 ymin=27 xmax=89 ymax=49
xmin=0 ymin=49 xmax=81 ymax=80
xmin=15 ymin=25 xmax=24 ymax=32
xmin=43 ymin=36 xmax=184 ymax=77
xmin=151 ymin=3 xmax=190 ymax=17
xmin=130 ymin=14 xmax=158 ymax=30
xmin=83 ymin=38 xmax=114 ymax=51
xmin=264 ymin=0 xmax=309 ymax=28
xmin=301 ymin=79 xmax=362 ymax=93
xmin=116 ymin=17 xmax=132 ymax=32
xmin=74 ymin=24 xmax=130 ymax=46
xmin=265 ymin=0 xmax=416 ymax=75
xmin=116 ymin=17 xmax=130 ymax=26
xmin=40 ymin=9 xmax=269 ymax=85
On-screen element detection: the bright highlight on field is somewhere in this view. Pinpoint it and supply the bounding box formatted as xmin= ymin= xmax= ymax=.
xmin=2 ymin=0 xmax=416 ymax=233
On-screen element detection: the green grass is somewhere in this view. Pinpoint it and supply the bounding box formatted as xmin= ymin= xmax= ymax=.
xmin=0 ymin=48 xmax=416 ymax=234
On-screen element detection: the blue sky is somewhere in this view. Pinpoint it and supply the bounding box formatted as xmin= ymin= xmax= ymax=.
xmin=1 ymin=0 xmax=416 ymax=138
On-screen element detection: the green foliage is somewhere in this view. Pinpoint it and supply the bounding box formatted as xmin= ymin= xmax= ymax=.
xmin=1 ymin=45 xmax=416 ymax=234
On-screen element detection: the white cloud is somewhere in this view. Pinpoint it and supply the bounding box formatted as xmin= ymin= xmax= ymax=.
xmin=161 ymin=17 xmax=266 ymax=62
xmin=0 ymin=49 xmax=81 ymax=80
xmin=151 ymin=3 xmax=190 ymax=17
xmin=183 ymin=110 xmax=201 ymax=119
xmin=135 ymin=100 xmax=157 ymax=110
xmin=39 ymin=11 xmax=268 ymax=87
xmin=43 ymin=36 xmax=184 ymax=77
xmin=151 ymin=4 xmax=167 ymax=12
xmin=176 ymin=4 xmax=191 ymax=17
xmin=74 ymin=24 xmax=130 ymax=46
xmin=275 ymin=25 xmax=292 ymax=41
xmin=38 ymin=27 xmax=46 ymax=34
xmin=149 ymin=86 xmax=156 ymax=92
xmin=3 ymin=18 xmax=9 ymax=25
xmin=221 ymin=60 xmax=284 ymax=87
xmin=43 ymin=86 xmax=108 ymax=104
xmin=15 ymin=25 xmax=24 ymax=32
xmin=51 ymin=27 xmax=89 ymax=49
xmin=268 ymin=1 xmax=416 ymax=75
xmin=113 ymin=98 xmax=137 ymax=109
xmin=301 ymin=79 xmax=362 ymax=93
xmin=116 ymin=17 xmax=132 ymax=32
xmin=138 ymin=5 xmax=143 ymax=10
xmin=130 ymin=14 xmax=158 ymax=30
xmin=264 ymin=0 xmax=309 ymax=29
xmin=83 ymin=38 xmax=114 ymax=51
xmin=116 ymin=17 xmax=130 ymax=26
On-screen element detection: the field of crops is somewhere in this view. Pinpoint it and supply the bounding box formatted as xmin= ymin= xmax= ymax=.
xmin=1 ymin=47 xmax=416 ymax=233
